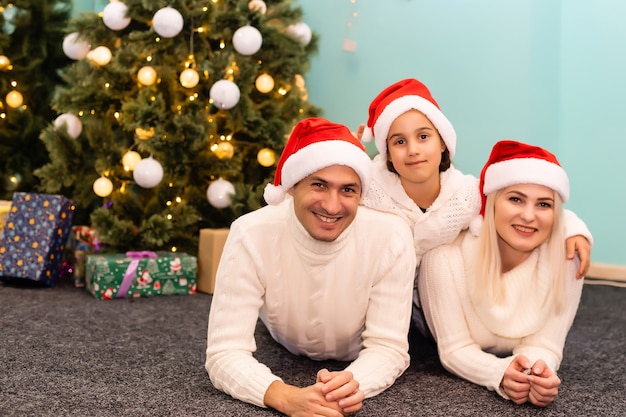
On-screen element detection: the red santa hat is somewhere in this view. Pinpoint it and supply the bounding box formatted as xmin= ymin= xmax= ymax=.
xmin=361 ymin=78 xmax=457 ymax=158
xmin=263 ymin=117 xmax=373 ymax=205
xmin=469 ymin=140 xmax=570 ymax=235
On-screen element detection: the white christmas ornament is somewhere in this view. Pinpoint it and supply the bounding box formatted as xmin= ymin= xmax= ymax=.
xmin=93 ymin=176 xmax=113 ymax=197
xmin=87 ymin=46 xmax=112 ymax=66
xmin=286 ymin=22 xmax=312 ymax=46
xmin=54 ymin=113 xmax=83 ymax=139
xmin=102 ymin=2 xmax=131 ymax=31
xmin=62 ymin=32 xmax=90 ymax=60
xmin=179 ymin=68 xmax=200 ymax=88
xmin=133 ymin=157 xmax=164 ymax=188
xmin=210 ymin=80 xmax=240 ymax=110
xmin=137 ymin=66 xmax=157 ymax=86
xmin=152 ymin=7 xmax=184 ymax=38
xmin=248 ymin=0 xmax=267 ymax=15
xmin=255 ymin=73 xmax=274 ymax=93
xmin=232 ymin=25 xmax=263 ymax=56
xmin=206 ymin=178 xmax=235 ymax=209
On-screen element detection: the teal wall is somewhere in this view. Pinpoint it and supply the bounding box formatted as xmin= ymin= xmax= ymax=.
xmin=72 ymin=1 xmax=624 ymax=267
xmin=72 ymin=0 xmax=105 ymax=16
xmin=295 ymin=0 xmax=624 ymax=267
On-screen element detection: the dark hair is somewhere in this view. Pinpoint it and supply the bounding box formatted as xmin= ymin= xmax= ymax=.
xmin=386 ymin=147 xmax=452 ymax=174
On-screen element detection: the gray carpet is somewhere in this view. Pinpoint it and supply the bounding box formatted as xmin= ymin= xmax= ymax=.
xmin=0 ymin=278 xmax=624 ymax=417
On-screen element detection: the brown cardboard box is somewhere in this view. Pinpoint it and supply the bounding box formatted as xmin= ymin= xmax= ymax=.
xmin=197 ymin=228 xmax=229 ymax=294
xmin=0 ymin=200 xmax=11 ymax=240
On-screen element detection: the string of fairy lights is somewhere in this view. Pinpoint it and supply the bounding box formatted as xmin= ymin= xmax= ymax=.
xmin=343 ymin=0 xmax=358 ymax=52
xmin=0 ymin=5 xmax=25 ymax=115
xmin=8 ymin=1 xmax=313 ymax=216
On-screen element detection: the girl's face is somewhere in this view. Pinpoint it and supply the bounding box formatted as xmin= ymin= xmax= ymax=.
xmin=386 ymin=109 xmax=445 ymax=185
xmin=494 ymin=183 xmax=555 ymax=262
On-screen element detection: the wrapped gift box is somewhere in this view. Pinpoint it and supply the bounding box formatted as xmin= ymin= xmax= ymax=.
xmin=0 ymin=193 xmax=75 ymax=286
xmin=85 ymin=251 xmax=197 ymax=300
xmin=66 ymin=225 xmax=106 ymax=288
xmin=197 ymin=228 xmax=229 ymax=294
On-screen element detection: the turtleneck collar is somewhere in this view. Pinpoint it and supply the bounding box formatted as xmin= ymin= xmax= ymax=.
xmin=284 ymin=197 xmax=355 ymax=257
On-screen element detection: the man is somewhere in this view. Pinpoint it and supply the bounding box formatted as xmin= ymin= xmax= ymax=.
xmin=205 ymin=117 xmax=416 ymax=416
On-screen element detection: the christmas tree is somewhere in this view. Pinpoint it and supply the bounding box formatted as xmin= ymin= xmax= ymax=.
xmin=35 ymin=0 xmax=320 ymax=253
xmin=0 ymin=0 xmax=72 ymax=200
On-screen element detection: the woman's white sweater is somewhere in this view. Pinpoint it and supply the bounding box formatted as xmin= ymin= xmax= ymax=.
xmin=419 ymin=232 xmax=584 ymax=398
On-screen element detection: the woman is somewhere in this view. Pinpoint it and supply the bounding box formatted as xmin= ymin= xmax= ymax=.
xmin=418 ymin=140 xmax=584 ymax=407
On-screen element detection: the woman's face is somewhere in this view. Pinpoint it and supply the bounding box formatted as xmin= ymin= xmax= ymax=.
xmin=494 ymin=183 xmax=555 ymax=260
xmin=386 ymin=109 xmax=445 ymax=185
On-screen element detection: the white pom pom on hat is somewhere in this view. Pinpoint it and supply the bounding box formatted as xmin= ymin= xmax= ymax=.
xmin=469 ymin=139 xmax=570 ymax=236
xmin=263 ymin=117 xmax=373 ymax=205
xmin=361 ymin=78 xmax=456 ymax=158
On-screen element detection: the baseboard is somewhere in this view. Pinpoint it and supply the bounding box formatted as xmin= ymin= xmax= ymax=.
xmin=587 ymin=262 xmax=626 ymax=282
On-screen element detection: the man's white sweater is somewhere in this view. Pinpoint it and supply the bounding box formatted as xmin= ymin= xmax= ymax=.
xmin=205 ymin=198 xmax=416 ymax=407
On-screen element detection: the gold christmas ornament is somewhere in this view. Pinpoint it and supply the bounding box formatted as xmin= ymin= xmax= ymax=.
xmin=257 ymin=148 xmax=276 ymax=167
xmin=137 ymin=66 xmax=157 ymax=86
xmin=122 ymin=150 xmax=142 ymax=171
xmin=255 ymin=73 xmax=274 ymax=93
xmin=135 ymin=126 xmax=155 ymax=140
xmin=248 ymin=0 xmax=267 ymax=15
xmin=179 ymin=68 xmax=200 ymax=88
xmin=93 ymin=176 xmax=113 ymax=197
xmin=0 ymin=55 xmax=11 ymax=70
xmin=294 ymin=74 xmax=306 ymax=89
xmin=214 ymin=141 xmax=234 ymax=160
xmin=5 ymin=90 xmax=23 ymax=108
xmin=87 ymin=46 xmax=113 ymax=66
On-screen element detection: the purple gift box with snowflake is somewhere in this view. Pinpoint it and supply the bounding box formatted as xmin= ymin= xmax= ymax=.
xmin=0 ymin=192 xmax=75 ymax=286
xmin=85 ymin=251 xmax=197 ymax=300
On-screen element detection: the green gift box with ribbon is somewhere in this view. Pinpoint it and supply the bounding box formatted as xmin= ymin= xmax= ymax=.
xmin=85 ymin=251 xmax=197 ymax=300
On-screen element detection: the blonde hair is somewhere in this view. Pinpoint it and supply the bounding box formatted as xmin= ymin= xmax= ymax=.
xmin=471 ymin=189 xmax=567 ymax=312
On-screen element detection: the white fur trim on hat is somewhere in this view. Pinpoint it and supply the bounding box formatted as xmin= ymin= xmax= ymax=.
xmin=263 ymin=183 xmax=287 ymax=205
xmin=361 ymin=127 xmax=374 ymax=143
xmin=263 ymin=140 xmax=373 ymax=205
xmin=372 ymin=95 xmax=457 ymax=158
xmin=483 ymin=158 xmax=570 ymax=202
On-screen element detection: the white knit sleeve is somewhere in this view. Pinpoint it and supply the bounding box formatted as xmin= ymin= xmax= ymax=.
xmin=205 ymin=221 xmax=281 ymax=408
xmin=513 ymin=260 xmax=584 ymax=372
xmin=563 ymin=209 xmax=594 ymax=247
xmin=419 ymin=237 xmax=513 ymax=395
